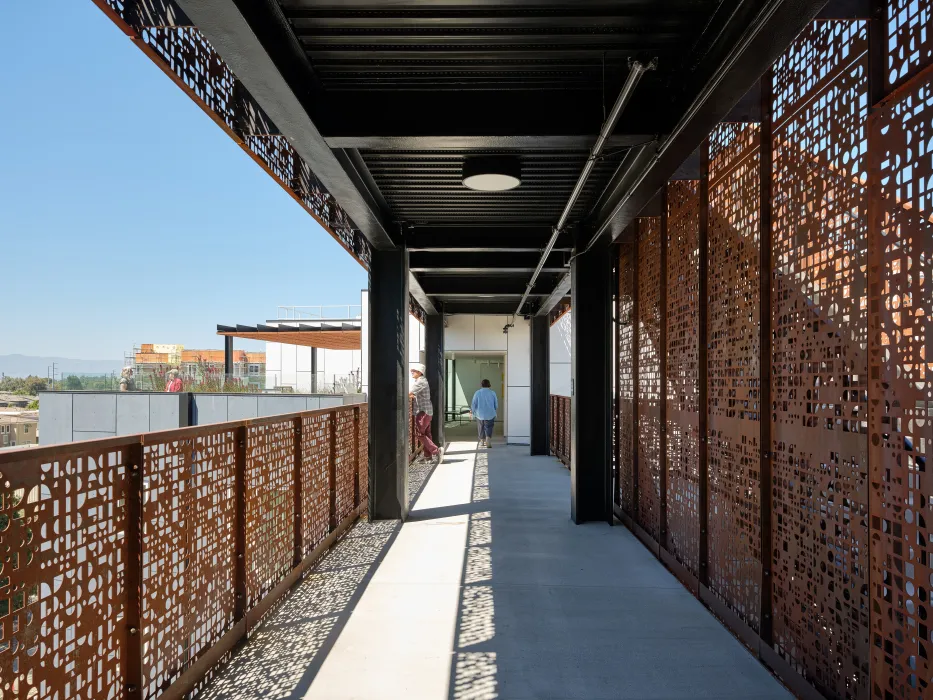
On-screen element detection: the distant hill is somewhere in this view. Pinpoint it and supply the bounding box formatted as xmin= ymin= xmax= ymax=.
xmin=0 ymin=354 xmax=123 ymax=378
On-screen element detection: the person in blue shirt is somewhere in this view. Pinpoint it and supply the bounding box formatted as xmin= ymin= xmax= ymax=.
xmin=471 ymin=379 xmax=499 ymax=448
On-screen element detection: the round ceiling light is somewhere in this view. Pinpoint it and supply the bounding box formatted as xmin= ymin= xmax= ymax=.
xmin=462 ymin=155 xmax=521 ymax=192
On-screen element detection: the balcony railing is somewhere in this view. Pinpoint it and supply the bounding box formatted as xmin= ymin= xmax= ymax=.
xmin=0 ymin=404 xmax=368 ymax=699
xmin=549 ymin=395 xmax=570 ymax=466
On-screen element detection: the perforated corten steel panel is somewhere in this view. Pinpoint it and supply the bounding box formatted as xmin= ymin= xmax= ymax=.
xmin=358 ymin=406 xmax=370 ymax=508
xmin=301 ymin=413 xmax=332 ymax=555
xmin=619 ymin=236 xmax=637 ymax=516
xmin=0 ymin=443 xmax=131 ymax=700
xmin=869 ymin=66 xmax=933 ymax=700
xmin=638 ymin=216 xmax=663 ymax=541
xmin=335 ymin=409 xmax=357 ymax=523
xmin=887 ymin=0 xmax=933 ymax=90
xmin=707 ymin=121 xmax=763 ymax=631
xmin=770 ymin=22 xmax=871 ymax=699
xmin=246 ymin=419 xmax=296 ymax=607
xmin=666 ymin=181 xmax=701 ymax=575
xmin=141 ymin=432 xmax=237 ymax=698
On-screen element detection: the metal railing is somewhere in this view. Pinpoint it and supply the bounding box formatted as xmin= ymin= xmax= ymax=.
xmin=276 ymin=305 xmax=362 ymax=320
xmin=0 ymin=404 xmax=368 ymax=699
xmin=549 ymin=395 xmax=570 ymax=466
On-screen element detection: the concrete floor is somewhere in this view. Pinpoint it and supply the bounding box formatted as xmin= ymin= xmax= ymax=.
xmin=200 ymin=442 xmax=792 ymax=700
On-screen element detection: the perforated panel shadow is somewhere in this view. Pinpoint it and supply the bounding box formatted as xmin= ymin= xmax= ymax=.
xmin=707 ymin=122 xmax=763 ymax=631
xmin=619 ymin=236 xmax=637 ymax=516
xmin=666 ymin=181 xmax=702 ymax=576
xmin=0 ymin=445 xmax=130 ymax=700
xmin=869 ymin=57 xmax=933 ymax=700
xmin=301 ymin=413 xmax=332 ymax=555
xmin=771 ymin=22 xmax=871 ymax=699
xmin=638 ymin=217 xmax=663 ymax=541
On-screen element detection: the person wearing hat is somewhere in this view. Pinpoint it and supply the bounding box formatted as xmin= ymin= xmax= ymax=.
xmin=409 ymin=363 xmax=439 ymax=462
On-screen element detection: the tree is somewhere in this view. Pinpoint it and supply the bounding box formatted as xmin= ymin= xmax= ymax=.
xmin=25 ymin=376 xmax=49 ymax=396
xmin=64 ymin=375 xmax=84 ymax=390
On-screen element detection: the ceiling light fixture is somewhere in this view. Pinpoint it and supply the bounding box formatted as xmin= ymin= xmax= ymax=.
xmin=462 ymin=155 xmax=521 ymax=192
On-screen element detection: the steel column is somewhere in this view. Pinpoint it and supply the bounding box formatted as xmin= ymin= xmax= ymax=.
xmin=425 ymin=312 xmax=445 ymax=448
xmin=570 ymin=237 xmax=611 ymax=523
xmin=698 ymin=140 xmax=710 ymax=588
xmin=530 ymin=316 xmax=550 ymax=455
xmin=224 ymin=335 xmax=234 ymax=380
xmin=758 ymin=70 xmax=774 ymax=646
xmin=369 ymin=248 xmax=410 ymax=520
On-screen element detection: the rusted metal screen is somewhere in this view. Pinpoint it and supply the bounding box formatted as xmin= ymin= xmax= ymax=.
xmin=142 ymin=430 xmax=237 ymax=696
xmin=637 ymin=217 xmax=663 ymax=541
xmin=358 ymin=405 xmax=369 ymax=508
xmin=706 ymin=121 xmax=763 ymax=630
xmin=771 ymin=21 xmax=871 ymax=698
xmin=887 ymin=0 xmax=933 ymax=90
xmin=548 ymin=395 xmax=571 ymax=466
xmin=301 ymin=412 xmax=332 ymax=556
xmin=0 ymin=440 xmax=133 ymax=699
xmin=869 ymin=37 xmax=933 ymax=700
xmin=666 ymin=181 xmax=701 ymax=575
xmin=335 ymin=409 xmax=358 ymax=523
xmin=0 ymin=405 xmax=367 ymax=699
xmin=618 ymin=236 xmax=637 ymax=516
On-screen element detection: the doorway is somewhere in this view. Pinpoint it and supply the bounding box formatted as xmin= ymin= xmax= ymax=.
xmin=445 ymin=352 xmax=506 ymax=441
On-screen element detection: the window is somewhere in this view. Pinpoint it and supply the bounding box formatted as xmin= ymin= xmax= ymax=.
xmin=249 ymin=364 xmax=261 ymax=375
xmin=24 ymin=425 xmax=29 ymax=434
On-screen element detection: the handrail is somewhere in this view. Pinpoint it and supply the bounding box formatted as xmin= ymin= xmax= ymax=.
xmin=0 ymin=403 xmax=369 ymax=699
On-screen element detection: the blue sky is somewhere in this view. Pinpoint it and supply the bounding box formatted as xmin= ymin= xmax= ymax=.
xmin=0 ymin=1 xmax=366 ymax=360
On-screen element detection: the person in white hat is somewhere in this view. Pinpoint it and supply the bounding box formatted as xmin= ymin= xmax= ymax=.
xmin=409 ymin=363 xmax=439 ymax=462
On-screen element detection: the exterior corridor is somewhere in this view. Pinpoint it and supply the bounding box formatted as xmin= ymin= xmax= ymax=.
xmin=199 ymin=443 xmax=791 ymax=700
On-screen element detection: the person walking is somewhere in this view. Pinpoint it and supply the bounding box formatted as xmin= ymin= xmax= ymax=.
xmin=409 ymin=363 xmax=439 ymax=462
xmin=471 ymin=379 xmax=498 ymax=448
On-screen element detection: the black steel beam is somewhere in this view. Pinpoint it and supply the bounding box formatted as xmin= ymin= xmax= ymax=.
xmin=409 ymin=251 xmax=567 ymax=271
xmin=425 ymin=313 xmax=445 ymax=448
xmin=173 ymin=0 xmax=397 ymax=250
xmin=368 ymin=248 xmax=410 ymax=519
xmin=408 ymin=273 xmax=438 ymax=316
xmin=315 ymin=91 xmax=665 ymax=143
xmin=570 ymin=238 xmax=611 ymax=524
xmin=441 ymin=300 xmax=528 ymax=315
xmin=324 ymin=134 xmax=656 ymax=151
xmin=419 ymin=276 xmax=553 ymax=296
xmin=406 ymin=226 xmax=571 ymax=252
xmin=530 ymin=316 xmax=550 ymax=456
xmin=588 ymin=0 xmax=830 ymax=245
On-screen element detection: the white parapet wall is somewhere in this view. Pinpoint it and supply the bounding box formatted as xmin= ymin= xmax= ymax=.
xmin=549 ymin=310 xmax=572 ymax=397
xmin=445 ymin=314 xmax=531 ymax=445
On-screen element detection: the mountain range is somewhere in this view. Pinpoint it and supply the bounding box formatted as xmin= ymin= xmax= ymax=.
xmin=0 ymin=354 xmax=124 ymax=378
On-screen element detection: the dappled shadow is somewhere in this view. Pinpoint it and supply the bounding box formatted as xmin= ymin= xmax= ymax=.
xmin=197 ymin=520 xmax=400 ymax=699
xmin=449 ymin=452 xmax=499 ymax=700
xmin=409 ymin=457 xmax=437 ymax=504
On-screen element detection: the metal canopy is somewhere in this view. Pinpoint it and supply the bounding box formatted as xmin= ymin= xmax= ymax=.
xmin=172 ymin=0 xmax=830 ymax=316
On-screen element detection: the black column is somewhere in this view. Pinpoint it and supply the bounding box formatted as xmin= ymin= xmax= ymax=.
xmin=530 ymin=316 xmax=550 ymax=455
xmin=369 ymin=249 xmax=410 ymax=520
xmin=310 ymin=347 xmax=318 ymax=393
xmin=570 ymin=240 xmax=611 ymax=524
xmin=425 ymin=311 xmax=445 ymax=448
xmin=224 ymin=336 xmax=234 ymax=380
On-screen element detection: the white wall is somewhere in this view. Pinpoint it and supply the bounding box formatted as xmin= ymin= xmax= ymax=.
xmin=445 ymin=315 xmax=530 ymax=445
xmin=549 ymin=311 xmax=572 ymax=397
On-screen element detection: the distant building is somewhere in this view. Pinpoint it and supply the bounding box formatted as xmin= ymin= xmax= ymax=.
xmin=0 ymin=392 xmax=34 ymax=408
xmin=0 ymin=411 xmax=38 ymax=448
xmin=132 ymin=344 xmax=265 ymax=389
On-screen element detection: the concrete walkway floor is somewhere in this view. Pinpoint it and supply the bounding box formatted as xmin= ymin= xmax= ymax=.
xmin=200 ymin=442 xmax=792 ymax=700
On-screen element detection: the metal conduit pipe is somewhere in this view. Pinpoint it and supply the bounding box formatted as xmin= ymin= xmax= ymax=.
xmin=590 ymin=0 xmax=783 ymax=244
xmin=514 ymin=57 xmax=657 ymax=317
